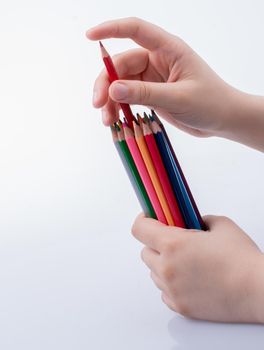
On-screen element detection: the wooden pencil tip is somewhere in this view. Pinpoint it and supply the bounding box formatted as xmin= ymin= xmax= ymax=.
xmin=114 ymin=122 xmax=120 ymax=131
xmin=136 ymin=113 xmax=143 ymax=126
xmin=151 ymin=109 xmax=162 ymax=125
xmin=123 ymin=122 xmax=134 ymax=139
xmin=133 ymin=120 xmax=143 ymax=139
xmin=142 ymin=120 xmax=151 ymax=135
xmin=133 ymin=120 xmax=138 ymax=129
xmin=151 ymin=119 xmax=162 ymax=133
xmin=149 ymin=114 xmax=154 ymax=122
xmin=99 ymin=40 xmax=108 ymax=57
xmin=143 ymin=112 xmax=149 ymax=124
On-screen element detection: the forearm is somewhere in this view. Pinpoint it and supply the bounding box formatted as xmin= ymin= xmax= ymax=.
xmin=221 ymin=88 xmax=264 ymax=152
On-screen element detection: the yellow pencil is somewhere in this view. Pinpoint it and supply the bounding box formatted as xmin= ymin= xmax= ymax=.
xmin=134 ymin=121 xmax=174 ymax=226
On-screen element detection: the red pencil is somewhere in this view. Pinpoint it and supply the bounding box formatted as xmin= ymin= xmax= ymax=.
xmin=143 ymin=122 xmax=186 ymax=228
xmin=99 ymin=41 xmax=135 ymax=129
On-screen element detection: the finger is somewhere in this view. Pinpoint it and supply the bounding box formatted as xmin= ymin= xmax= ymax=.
xmin=86 ymin=17 xmax=173 ymax=50
xmin=161 ymin=292 xmax=177 ymax=312
xmin=131 ymin=213 xmax=176 ymax=252
xmin=141 ymin=246 xmax=160 ymax=274
xmin=93 ymin=48 xmax=149 ymax=108
xmin=150 ymin=271 xmax=167 ymax=291
xmin=203 ymin=215 xmax=233 ymax=232
xmin=109 ymin=80 xmax=187 ymax=110
xmin=101 ymin=99 xmax=119 ymax=126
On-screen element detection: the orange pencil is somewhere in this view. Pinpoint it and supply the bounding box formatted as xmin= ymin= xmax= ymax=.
xmin=134 ymin=121 xmax=174 ymax=226
xmin=143 ymin=122 xmax=185 ymax=228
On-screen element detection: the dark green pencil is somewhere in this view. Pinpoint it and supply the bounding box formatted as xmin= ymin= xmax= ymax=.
xmin=111 ymin=125 xmax=156 ymax=219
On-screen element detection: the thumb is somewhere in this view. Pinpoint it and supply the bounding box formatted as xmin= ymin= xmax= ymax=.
xmin=109 ymin=80 xmax=184 ymax=110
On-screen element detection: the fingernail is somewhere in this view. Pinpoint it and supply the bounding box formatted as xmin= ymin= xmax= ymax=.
xmin=112 ymin=83 xmax=129 ymax=101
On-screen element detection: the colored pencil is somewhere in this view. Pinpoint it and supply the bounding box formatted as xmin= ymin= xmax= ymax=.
xmin=115 ymin=129 xmax=157 ymax=219
xmin=143 ymin=122 xmax=185 ymax=228
xmin=123 ymin=124 xmax=167 ymax=224
xmin=151 ymin=120 xmax=202 ymax=229
xmin=111 ymin=126 xmax=156 ymax=219
xmin=134 ymin=121 xmax=174 ymax=226
xmin=151 ymin=110 xmax=205 ymax=230
xmin=99 ymin=41 xmax=135 ymax=129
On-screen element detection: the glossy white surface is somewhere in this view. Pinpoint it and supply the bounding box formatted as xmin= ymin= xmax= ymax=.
xmin=0 ymin=0 xmax=264 ymax=348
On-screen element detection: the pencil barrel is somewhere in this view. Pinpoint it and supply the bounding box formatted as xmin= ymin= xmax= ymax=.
xmin=160 ymin=125 xmax=206 ymax=230
xmin=115 ymin=140 xmax=156 ymax=219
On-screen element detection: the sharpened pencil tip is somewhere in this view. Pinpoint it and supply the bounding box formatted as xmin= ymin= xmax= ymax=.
xmin=113 ymin=122 xmax=120 ymax=131
xmin=143 ymin=112 xmax=149 ymax=124
xmin=99 ymin=40 xmax=109 ymax=58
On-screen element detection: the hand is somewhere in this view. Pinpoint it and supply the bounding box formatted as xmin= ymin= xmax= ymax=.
xmin=86 ymin=17 xmax=243 ymax=137
xmin=86 ymin=17 xmax=264 ymax=151
xmin=132 ymin=213 xmax=264 ymax=323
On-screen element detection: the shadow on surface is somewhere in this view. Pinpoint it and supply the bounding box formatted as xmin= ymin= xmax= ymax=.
xmin=168 ymin=315 xmax=264 ymax=349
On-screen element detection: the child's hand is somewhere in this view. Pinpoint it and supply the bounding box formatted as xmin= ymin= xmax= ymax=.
xmin=132 ymin=213 xmax=264 ymax=323
xmin=86 ymin=17 xmax=264 ymax=151
xmin=87 ymin=17 xmax=233 ymax=137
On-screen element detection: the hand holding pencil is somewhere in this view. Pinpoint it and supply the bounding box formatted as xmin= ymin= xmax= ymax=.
xmin=86 ymin=17 xmax=264 ymax=151
xmin=92 ymin=37 xmax=204 ymax=229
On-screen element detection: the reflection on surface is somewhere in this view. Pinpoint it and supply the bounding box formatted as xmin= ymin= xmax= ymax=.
xmin=168 ymin=315 xmax=264 ymax=349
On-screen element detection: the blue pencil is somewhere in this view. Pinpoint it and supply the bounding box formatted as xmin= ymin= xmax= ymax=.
xmin=151 ymin=120 xmax=202 ymax=230
xmin=151 ymin=110 xmax=206 ymax=230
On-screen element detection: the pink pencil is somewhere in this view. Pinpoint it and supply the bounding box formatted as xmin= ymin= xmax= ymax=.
xmin=123 ymin=124 xmax=167 ymax=224
xmin=143 ymin=122 xmax=186 ymax=228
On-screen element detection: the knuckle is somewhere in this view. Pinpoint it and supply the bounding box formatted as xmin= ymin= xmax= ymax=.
xmin=177 ymin=86 xmax=190 ymax=107
xmin=113 ymin=22 xmax=121 ymax=37
xmin=159 ymin=262 xmax=174 ymax=282
xmin=160 ymin=237 xmax=181 ymax=255
xmin=127 ymin=17 xmax=141 ymax=40
xmin=160 ymin=241 xmax=173 ymax=255
xmin=139 ymin=82 xmax=150 ymax=104
xmin=128 ymin=16 xmax=141 ymax=23
xmin=127 ymin=16 xmax=141 ymax=28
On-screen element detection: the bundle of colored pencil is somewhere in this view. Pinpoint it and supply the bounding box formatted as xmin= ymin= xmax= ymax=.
xmin=100 ymin=41 xmax=205 ymax=230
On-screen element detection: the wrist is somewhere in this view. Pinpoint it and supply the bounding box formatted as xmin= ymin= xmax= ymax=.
xmin=219 ymin=87 xmax=264 ymax=151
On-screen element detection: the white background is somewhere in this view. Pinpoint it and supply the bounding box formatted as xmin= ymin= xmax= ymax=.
xmin=0 ymin=0 xmax=264 ymax=349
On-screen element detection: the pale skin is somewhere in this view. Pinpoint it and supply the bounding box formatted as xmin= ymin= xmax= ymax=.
xmin=86 ymin=17 xmax=264 ymax=323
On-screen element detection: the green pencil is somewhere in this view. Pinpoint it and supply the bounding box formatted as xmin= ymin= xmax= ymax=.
xmin=111 ymin=125 xmax=156 ymax=219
